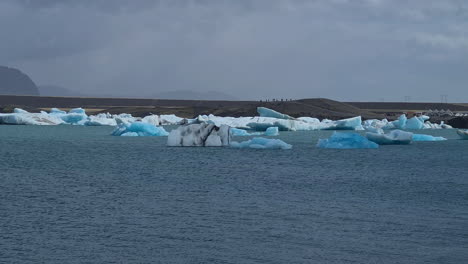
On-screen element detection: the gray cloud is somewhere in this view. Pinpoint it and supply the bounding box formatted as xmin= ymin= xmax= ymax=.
xmin=1 ymin=0 xmax=467 ymax=101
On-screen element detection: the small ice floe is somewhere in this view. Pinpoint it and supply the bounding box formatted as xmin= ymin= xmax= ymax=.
xmin=366 ymin=130 xmax=413 ymax=145
xmin=230 ymin=137 xmax=292 ymax=150
xmin=317 ymin=132 xmax=379 ymax=149
xmin=230 ymin=126 xmax=279 ymax=136
xmin=456 ymin=129 xmax=468 ymax=140
xmin=412 ymin=134 xmax=447 ymax=141
xmin=230 ymin=128 xmax=262 ymax=136
xmin=167 ymin=123 xmax=231 ymax=147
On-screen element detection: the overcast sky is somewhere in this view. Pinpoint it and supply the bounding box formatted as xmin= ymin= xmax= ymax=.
xmin=1 ymin=0 xmax=467 ymax=101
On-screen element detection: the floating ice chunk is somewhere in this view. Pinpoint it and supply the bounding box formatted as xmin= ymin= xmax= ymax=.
xmin=391 ymin=114 xmax=407 ymax=129
xmin=142 ymin=115 xmax=160 ymax=126
xmin=0 ymin=111 xmax=64 ymax=125
xmin=121 ymin=132 xmax=139 ymax=137
xmin=50 ymin=108 xmax=67 ymax=114
xmin=160 ymin=114 xmax=184 ymax=125
xmin=230 ymin=128 xmax=262 ymax=136
xmin=297 ymin=117 xmax=321 ymax=124
xmin=457 ymin=129 xmax=468 ymax=140
xmin=167 ymin=123 xmax=231 ymax=147
xmin=264 ymin=127 xmax=279 ymax=136
xmin=317 ymin=132 xmax=379 ymax=149
xmin=69 ymin=108 xmax=86 ymax=114
xmin=412 ymin=134 xmax=447 ymax=141
xmin=418 ymin=115 xmax=430 ymax=122
xmin=406 ymin=116 xmax=424 ymax=130
xmin=323 ymin=116 xmax=363 ymax=130
xmin=13 ymin=108 xmax=29 ymax=114
xmin=366 ymin=130 xmax=413 ymax=145
xmin=85 ymin=113 xmax=117 ymax=126
xmin=257 ymin=107 xmax=294 ymax=120
xmin=365 ymin=126 xmax=384 ymax=134
xmin=230 ymin=137 xmax=292 ymax=150
xmin=112 ymin=122 xmax=169 ymax=137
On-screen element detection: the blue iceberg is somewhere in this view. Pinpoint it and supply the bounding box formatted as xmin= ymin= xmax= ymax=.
xmin=317 ymin=132 xmax=379 ymax=149
xmin=230 ymin=128 xmax=262 ymax=136
xmin=230 ymin=137 xmax=292 ymax=150
xmin=257 ymin=107 xmax=295 ymax=120
xmin=366 ymin=130 xmax=413 ymax=145
xmin=405 ymin=116 xmax=424 ymax=130
xmin=412 ymin=134 xmax=447 ymax=141
xmin=391 ymin=114 xmax=407 ymax=129
xmin=112 ymin=122 xmax=169 ymax=137
xmin=264 ymin=127 xmax=279 ymax=136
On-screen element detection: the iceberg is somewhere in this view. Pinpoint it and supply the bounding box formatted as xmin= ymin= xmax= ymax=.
xmin=85 ymin=113 xmax=118 ymax=126
xmin=159 ymin=114 xmax=184 ymax=125
xmin=391 ymin=114 xmax=407 ymax=129
xmin=230 ymin=128 xmax=262 ymax=136
xmin=141 ymin=115 xmax=160 ymax=126
xmin=112 ymin=121 xmax=169 ymax=137
xmin=167 ymin=123 xmax=231 ymax=147
xmin=366 ymin=130 xmax=413 ymax=145
xmin=230 ymin=137 xmax=292 ymax=150
xmin=257 ymin=107 xmax=295 ymax=120
xmin=405 ymin=116 xmax=424 ymax=130
xmin=317 ymin=132 xmax=379 ymax=149
xmin=412 ymin=134 xmax=447 ymax=141
xmin=322 ymin=116 xmax=364 ymax=130
xmin=0 ymin=108 xmax=64 ymax=125
xmin=264 ymin=126 xmax=279 ymax=136
xmin=457 ymin=129 xmax=468 ymax=140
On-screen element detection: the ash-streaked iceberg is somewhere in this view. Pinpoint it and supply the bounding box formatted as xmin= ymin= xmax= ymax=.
xmin=230 ymin=137 xmax=292 ymax=150
xmin=167 ymin=123 xmax=231 ymax=147
xmin=366 ymin=130 xmax=413 ymax=145
xmin=112 ymin=121 xmax=168 ymax=137
xmin=317 ymin=132 xmax=379 ymax=149
xmin=457 ymin=129 xmax=468 ymax=140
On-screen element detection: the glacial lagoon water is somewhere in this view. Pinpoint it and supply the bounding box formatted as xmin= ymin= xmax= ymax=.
xmin=0 ymin=125 xmax=467 ymax=263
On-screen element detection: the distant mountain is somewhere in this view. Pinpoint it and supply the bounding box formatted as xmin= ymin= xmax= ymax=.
xmin=39 ymin=85 xmax=84 ymax=97
xmin=154 ymin=90 xmax=238 ymax=101
xmin=0 ymin=66 xmax=39 ymax=95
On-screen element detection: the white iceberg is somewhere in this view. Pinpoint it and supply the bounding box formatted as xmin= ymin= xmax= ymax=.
xmin=112 ymin=121 xmax=168 ymax=137
xmin=317 ymin=132 xmax=379 ymax=149
xmin=85 ymin=113 xmax=118 ymax=126
xmin=366 ymin=130 xmax=413 ymax=145
xmin=159 ymin=114 xmax=184 ymax=125
xmin=0 ymin=108 xmax=64 ymax=125
xmin=230 ymin=137 xmax=292 ymax=150
xmin=167 ymin=123 xmax=231 ymax=147
xmin=141 ymin=115 xmax=160 ymax=126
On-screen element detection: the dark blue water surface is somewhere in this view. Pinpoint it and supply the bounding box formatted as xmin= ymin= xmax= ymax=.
xmin=0 ymin=126 xmax=467 ymax=263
